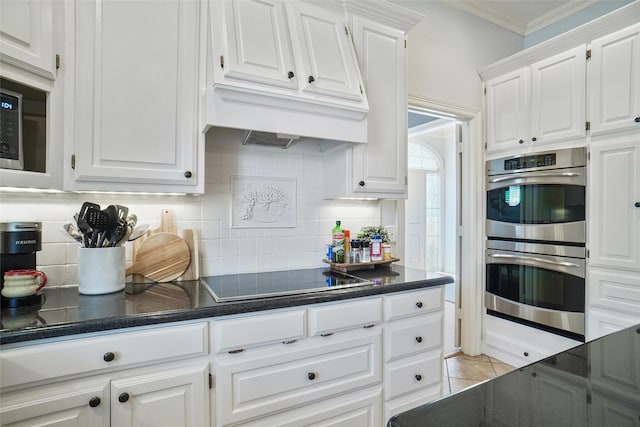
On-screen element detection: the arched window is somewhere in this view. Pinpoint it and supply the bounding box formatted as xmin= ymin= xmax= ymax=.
xmin=408 ymin=142 xmax=442 ymax=272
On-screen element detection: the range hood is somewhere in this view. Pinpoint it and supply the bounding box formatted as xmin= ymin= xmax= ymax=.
xmin=204 ymin=0 xmax=369 ymax=146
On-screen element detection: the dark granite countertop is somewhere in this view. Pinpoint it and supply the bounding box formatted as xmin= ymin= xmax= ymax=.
xmin=1 ymin=265 xmax=452 ymax=345
xmin=388 ymin=323 xmax=640 ymax=427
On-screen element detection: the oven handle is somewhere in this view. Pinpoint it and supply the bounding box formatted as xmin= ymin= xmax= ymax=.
xmin=488 ymin=172 xmax=581 ymax=184
xmin=488 ymin=253 xmax=581 ymax=268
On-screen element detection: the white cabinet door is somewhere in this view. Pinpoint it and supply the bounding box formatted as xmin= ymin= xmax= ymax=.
xmin=485 ymin=68 xmax=529 ymax=154
xmin=0 ymin=379 xmax=109 ymax=426
xmin=111 ymin=363 xmax=209 ymax=427
xmin=350 ymin=17 xmax=407 ymax=196
xmin=589 ymin=23 xmax=640 ymax=136
xmin=70 ymin=0 xmax=203 ymax=193
xmin=0 ymin=0 xmax=55 ymax=80
xmin=288 ymin=2 xmax=365 ymax=103
xmin=485 ymin=45 xmax=586 ymax=155
xmin=530 ymin=45 xmax=586 ymax=145
xmin=589 ymin=138 xmax=640 ymax=272
xmin=218 ymin=0 xmax=297 ymax=90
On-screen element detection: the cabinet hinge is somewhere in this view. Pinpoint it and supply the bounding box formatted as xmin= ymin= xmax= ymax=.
xmin=586 ymin=391 xmax=592 ymax=404
xmin=56 ymin=54 xmax=60 ymax=70
xmin=484 ymin=87 xmax=486 ymax=95
xmin=405 ymin=176 xmax=408 ymax=186
xmin=484 ymin=142 xmax=488 ymax=149
xmin=209 ymin=373 xmax=214 ymax=389
xmin=586 ymin=49 xmax=591 ymax=60
xmin=220 ymin=55 xmax=224 ymax=69
xmin=587 ymin=249 xmax=590 ymax=258
xmin=404 ymin=39 xmax=407 ymax=49
xmin=587 ymin=151 xmax=591 ymax=161
xmin=71 ymin=154 xmax=76 ymax=170
xmin=586 ymin=121 xmax=590 ymax=131
xmin=359 ymin=85 xmax=363 ymax=95
xmin=345 ymin=26 xmax=349 ymax=36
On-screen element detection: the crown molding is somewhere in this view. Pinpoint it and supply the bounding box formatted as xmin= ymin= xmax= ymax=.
xmin=343 ymin=0 xmax=424 ymax=32
xmin=526 ymin=0 xmax=598 ymax=35
xmin=443 ymin=0 xmax=526 ymax=35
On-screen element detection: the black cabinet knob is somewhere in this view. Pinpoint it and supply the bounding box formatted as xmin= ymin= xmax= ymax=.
xmin=308 ymin=372 xmax=316 ymax=380
xmin=308 ymin=76 xmax=315 ymax=84
xmin=531 ymin=137 xmax=537 ymax=142
xmin=415 ymin=336 xmax=423 ymax=343
xmin=634 ymin=117 xmax=640 ymax=123
xmin=358 ymin=180 xmax=365 ymax=187
xmin=103 ymin=352 xmax=115 ymax=362
xmin=118 ymin=393 xmax=130 ymax=403
xmin=288 ymin=71 xmax=295 ymax=79
xmin=524 ymin=352 xmax=529 ymax=357
xmin=634 ymin=202 xmax=640 ymax=208
xmin=415 ymin=374 xmax=422 ymax=381
xmin=416 ymin=301 xmax=423 ymax=308
xmin=518 ymin=139 xmax=524 ymax=144
xmin=89 ymin=397 xmax=101 ymax=407
xmin=184 ymin=171 xmax=192 ymax=178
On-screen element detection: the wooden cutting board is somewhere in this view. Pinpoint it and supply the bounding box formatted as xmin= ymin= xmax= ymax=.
xmin=126 ymin=232 xmax=191 ymax=282
xmin=175 ymin=229 xmax=199 ymax=281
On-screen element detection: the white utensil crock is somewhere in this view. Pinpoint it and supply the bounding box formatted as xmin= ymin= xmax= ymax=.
xmin=78 ymin=246 xmax=125 ymax=295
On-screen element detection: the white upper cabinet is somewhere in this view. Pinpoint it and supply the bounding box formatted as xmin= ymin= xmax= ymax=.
xmin=67 ymin=0 xmax=205 ymax=193
xmin=212 ymin=0 xmax=366 ymax=108
xmin=485 ymin=68 xmax=529 ymax=153
xmin=0 ymin=0 xmax=55 ymax=81
xmin=219 ymin=0 xmax=297 ymax=91
xmin=485 ymin=45 xmax=586 ymax=155
xmin=288 ymin=2 xmax=365 ymax=103
xmin=588 ymin=23 xmax=640 ymax=136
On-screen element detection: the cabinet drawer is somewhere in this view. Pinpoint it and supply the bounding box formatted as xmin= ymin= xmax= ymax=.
xmin=384 ymin=287 xmax=443 ymax=322
xmin=215 ymin=329 xmax=381 ymax=425
xmin=0 ymin=322 xmax=208 ymax=389
xmin=212 ymin=309 xmax=306 ymax=353
xmin=308 ymin=297 xmax=382 ymax=336
xmin=384 ymin=314 xmax=442 ymax=362
xmin=384 ymin=352 xmax=441 ymax=401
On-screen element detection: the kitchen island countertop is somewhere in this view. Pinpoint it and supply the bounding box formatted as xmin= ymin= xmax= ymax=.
xmin=388 ymin=322 xmax=640 ymax=426
xmin=1 ymin=265 xmax=452 ymax=345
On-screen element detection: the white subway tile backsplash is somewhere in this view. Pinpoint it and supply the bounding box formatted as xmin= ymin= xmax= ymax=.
xmin=2 ymin=142 xmax=382 ymax=286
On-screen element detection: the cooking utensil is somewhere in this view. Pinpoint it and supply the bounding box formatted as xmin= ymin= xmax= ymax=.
xmin=107 ymin=219 xmax=128 ymax=247
xmin=125 ymin=232 xmax=191 ymax=282
xmin=86 ymin=207 xmax=110 ymax=248
xmin=77 ymin=202 xmax=100 ymax=247
xmin=129 ymin=223 xmax=151 ymax=241
xmin=62 ymin=223 xmax=83 ymax=244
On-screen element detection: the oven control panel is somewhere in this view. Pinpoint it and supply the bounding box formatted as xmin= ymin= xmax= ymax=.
xmin=504 ymin=153 xmax=556 ymax=171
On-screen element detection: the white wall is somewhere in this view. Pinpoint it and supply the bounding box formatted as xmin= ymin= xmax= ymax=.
xmin=0 ymin=132 xmax=381 ymax=286
xmin=394 ymin=0 xmax=523 ymax=111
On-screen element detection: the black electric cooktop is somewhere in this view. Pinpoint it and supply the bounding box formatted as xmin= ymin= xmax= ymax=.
xmin=200 ymin=268 xmax=373 ymax=302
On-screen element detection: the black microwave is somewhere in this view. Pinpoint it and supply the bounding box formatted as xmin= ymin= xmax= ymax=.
xmin=0 ymin=88 xmax=23 ymax=170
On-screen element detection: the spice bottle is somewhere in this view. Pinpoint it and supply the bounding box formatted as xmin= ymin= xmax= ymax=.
xmin=344 ymin=230 xmax=351 ymax=263
xmin=361 ymin=240 xmax=371 ymax=262
xmin=351 ymin=239 xmax=361 ymax=263
xmin=370 ymin=235 xmax=383 ymax=261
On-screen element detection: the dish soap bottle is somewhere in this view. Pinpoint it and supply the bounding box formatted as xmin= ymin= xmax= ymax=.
xmin=332 ymin=221 xmax=345 ymax=263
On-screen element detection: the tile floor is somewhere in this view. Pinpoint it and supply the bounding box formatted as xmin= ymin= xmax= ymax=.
xmin=442 ymin=353 xmax=515 ymax=395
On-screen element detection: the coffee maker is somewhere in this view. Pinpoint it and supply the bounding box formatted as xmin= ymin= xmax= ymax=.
xmin=1 ymin=222 xmax=42 ymax=305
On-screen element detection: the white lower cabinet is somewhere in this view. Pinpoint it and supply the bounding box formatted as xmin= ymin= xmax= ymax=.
xmin=0 ymin=321 xmax=211 ymax=427
xmin=214 ymin=328 xmax=381 ymax=426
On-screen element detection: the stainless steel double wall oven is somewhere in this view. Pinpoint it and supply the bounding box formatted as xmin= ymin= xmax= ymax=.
xmin=485 ymin=147 xmax=587 ymax=341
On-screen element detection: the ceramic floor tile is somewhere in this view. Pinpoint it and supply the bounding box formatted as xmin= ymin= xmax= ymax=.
xmin=448 ymin=353 xmax=492 ymax=363
xmin=449 ymin=378 xmax=481 ymax=394
xmin=447 ymin=358 xmax=497 ymax=381
xmin=492 ymin=362 xmax=515 ymax=376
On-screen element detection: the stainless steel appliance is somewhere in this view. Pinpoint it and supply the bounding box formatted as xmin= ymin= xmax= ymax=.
xmin=0 ymin=88 xmax=23 ymax=170
xmin=485 ymin=240 xmax=585 ymax=340
xmin=486 ymin=147 xmax=586 ymax=244
xmin=485 ymin=147 xmax=587 ymax=341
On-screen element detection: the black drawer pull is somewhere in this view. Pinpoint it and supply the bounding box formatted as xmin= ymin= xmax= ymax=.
xmin=518 ymin=139 xmax=524 ymax=144
xmin=358 ymin=180 xmax=365 ymax=187
xmin=308 ymin=75 xmax=315 ymax=84
xmin=363 ymin=324 xmax=375 ymax=329
xmin=524 ymin=352 xmax=529 ymax=357
xmin=89 ymin=397 xmax=101 ymax=407
xmin=320 ymin=333 xmax=333 ymax=337
xmin=415 ymin=336 xmax=423 ymax=343
xmin=228 ymin=349 xmax=244 ymax=354
xmin=288 ymin=71 xmax=295 ymax=79
xmin=416 ymin=301 xmax=423 ymax=308
xmin=282 ymin=339 xmax=297 ymax=345
xmin=308 ymin=372 xmax=317 ymax=380
xmin=634 ymin=202 xmax=640 ymax=208
xmin=118 ymin=393 xmax=129 ymax=403
xmin=103 ymin=352 xmax=115 ymax=362
xmin=634 ymin=116 xmax=640 ymax=122
xmin=531 ymin=137 xmax=537 ymax=142
xmin=415 ymin=374 xmax=422 ymax=381
xmin=184 ymin=171 xmax=192 ymax=178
